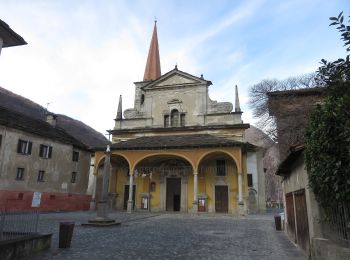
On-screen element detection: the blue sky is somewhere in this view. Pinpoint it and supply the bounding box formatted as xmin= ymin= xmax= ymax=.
xmin=0 ymin=0 xmax=348 ymax=135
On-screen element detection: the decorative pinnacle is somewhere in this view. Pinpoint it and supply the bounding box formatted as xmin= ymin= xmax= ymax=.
xmin=235 ymin=85 xmax=241 ymax=112
xmin=116 ymin=95 xmax=122 ymax=120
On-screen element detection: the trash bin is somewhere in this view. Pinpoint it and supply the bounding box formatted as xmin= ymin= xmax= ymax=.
xmin=59 ymin=221 xmax=75 ymax=248
xmin=274 ymin=215 xmax=281 ymax=231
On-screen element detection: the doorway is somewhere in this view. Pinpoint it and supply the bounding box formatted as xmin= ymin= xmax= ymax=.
xmin=123 ymin=185 xmax=136 ymax=210
xmin=215 ymin=186 xmax=228 ymax=213
xmin=166 ymin=178 xmax=181 ymax=211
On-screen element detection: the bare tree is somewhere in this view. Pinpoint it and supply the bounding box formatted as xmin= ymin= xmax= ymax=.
xmin=249 ymin=73 xmax=317 ymax=141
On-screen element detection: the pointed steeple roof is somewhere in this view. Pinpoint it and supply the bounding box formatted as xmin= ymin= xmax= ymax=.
xmin=143 ymin=21 xmax=161 ymax=81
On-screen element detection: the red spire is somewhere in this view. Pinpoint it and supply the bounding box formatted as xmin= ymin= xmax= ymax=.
xmin=143 ymin=21 xmax=161 ymax=81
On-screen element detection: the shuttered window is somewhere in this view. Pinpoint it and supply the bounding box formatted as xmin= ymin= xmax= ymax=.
xmin=17 ymin=139 xmax=32 ymax=155
xmin=39 ymin=144 xmax=52 ymax=159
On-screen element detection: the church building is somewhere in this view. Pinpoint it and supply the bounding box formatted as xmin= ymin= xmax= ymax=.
xmin=94 ymin=22 xmax=264 ymax=214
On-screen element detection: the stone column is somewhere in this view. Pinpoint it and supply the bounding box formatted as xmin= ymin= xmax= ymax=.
xmin=96 ymin=146 xmax=111 ymax=219
xmin=238 ymin=173 xmax=243 ymax=204
xmin=127 ymin=173 xmax=134 ymax=213
xmin=89 ymin=174 xmax=97 ymax=210
xmin=238 ymin=172 xmax=245 ymax=215
xmin=192 ymin=172 xmax=198 ymax=213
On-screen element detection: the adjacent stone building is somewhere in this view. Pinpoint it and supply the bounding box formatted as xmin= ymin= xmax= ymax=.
xmin=269 ymin=88 xmax=350 ymax=259
xmin=0 ymin=20 xmax=109 ymax=211
xmin=0 ymin=106 xmax=92 ymax=211
xmin=94 ymin=22 xmax=266 ymax=214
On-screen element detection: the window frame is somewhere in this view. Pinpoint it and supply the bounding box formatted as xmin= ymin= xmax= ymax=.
xmin=171 ymin=109 xmax=180 ymax=127
xmin=216 ymin=160 xmax=226 ymax=176
xmin=71 ymin=172 xmax=77 ymax=183
xmin=247 ymin=173 xmax=253 ymax=187
xmin=39 ymin=144 xmax=52 ymax=159
xmin=16 ymin=168 xmax=25 ymax=180
xmin=37 ymin=170 xmax=45 ymax=182
xmin=164 ymin=111 xmax=185 ymax=128
xmin=72 ymin=151 xmax=79 ymax=162
xmin=17 ymin=139 xmax=32 ymax=155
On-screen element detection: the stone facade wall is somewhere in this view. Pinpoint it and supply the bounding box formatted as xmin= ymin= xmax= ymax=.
xmin=268 ymin=91 xmax=323 ymax=160
xmin=116 ymin=71 xmax=243 ymax=131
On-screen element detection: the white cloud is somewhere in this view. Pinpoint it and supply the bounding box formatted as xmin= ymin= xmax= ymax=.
xmin=0 ymin=0 xmax=349 ymax=137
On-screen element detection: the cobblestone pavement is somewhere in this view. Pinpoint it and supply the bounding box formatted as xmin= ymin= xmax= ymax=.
xmin=29 ymin=212 xmax=305 ymax=260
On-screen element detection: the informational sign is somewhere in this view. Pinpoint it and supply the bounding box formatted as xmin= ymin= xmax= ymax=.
xmin=31 ymin=192 xmax=42 ymax=207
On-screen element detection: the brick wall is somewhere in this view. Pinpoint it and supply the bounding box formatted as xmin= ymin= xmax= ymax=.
xmin=0 ymin=190 xmax=91 ymax=211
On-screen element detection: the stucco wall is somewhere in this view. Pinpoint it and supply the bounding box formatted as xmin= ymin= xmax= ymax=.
xmin=117 ymin=71 xmax=243 ymax=130
xmin=282 ymin=154 xmax=322 ymax=244
xmin=0 ymin=125 xmax=90 ymax=195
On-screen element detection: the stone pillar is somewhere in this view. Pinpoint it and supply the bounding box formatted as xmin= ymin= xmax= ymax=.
xmin=238 ymin=173 xmax=243 ymax=203
xmin=101 ymin=158 xmax=110 ymax=202
xmin=96 ymin=146 xmax=111 ymax=219
xmin=238 ymin=173 xmax=245 ymax=215
xmin=0 ymin=38 xmax=3 ymax=56
xmin=89 ymin=174 xmax=97 ymax=210
xmin=192 ymin=172 xmax=198 ymax=213
xmin=127 ymin=173 xmax=134 ymax=213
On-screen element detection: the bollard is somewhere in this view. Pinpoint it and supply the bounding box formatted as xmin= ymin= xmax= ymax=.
xmin=59 ymin=221 xmax=75 ymax=248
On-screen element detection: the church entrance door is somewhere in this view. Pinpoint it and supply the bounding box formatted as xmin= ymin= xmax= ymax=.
xmin=215 ymin=186 xmax=228 ymax=213
xmin=166 ymin=178 xmax=181 ymax=211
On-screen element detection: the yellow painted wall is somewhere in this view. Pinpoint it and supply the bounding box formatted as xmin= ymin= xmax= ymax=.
xmin=95 ymin=146 xmax=244 ymax=212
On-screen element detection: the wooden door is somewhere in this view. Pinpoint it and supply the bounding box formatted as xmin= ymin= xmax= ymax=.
xmin=294 ymin=189 xmax=310 ymax=255
xmin=123 ymin=185 xmax=136 ymax=210
xmin=215 ymin=186 xmax=228 ymax=213
xmin=286 ymin=192 xmax=296 ymax=242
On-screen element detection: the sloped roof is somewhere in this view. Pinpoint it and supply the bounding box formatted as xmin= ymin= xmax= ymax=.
xmin=107 ymin=134 xmax=255 ymax=150
xmin=143 ymin=22 xmax=161 ymax=81
xmin=276 ymin=145 xmax=304 ymax=176
xmin=141 ymin=67 xmax=212 ymax=90
xmin=0 ymin=19 xmax=27 ymax=47
xmin=0 ymin=106 xmax=87 ymax=150
xmin=0 ymin=86 xmax=109 ymax=149
xmin=267 ymin=87 xmax=324 ymax=98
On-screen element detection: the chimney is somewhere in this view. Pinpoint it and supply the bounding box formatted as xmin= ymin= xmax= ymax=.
xmin=46 ymin=112 xmax=57 ymax=127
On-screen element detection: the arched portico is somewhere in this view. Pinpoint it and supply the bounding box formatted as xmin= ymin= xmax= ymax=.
xmin=197 ymin=151 xmax=240 ymax=214
xmin=133 ymin=154 xmax=193 ymax=212
xmin=93 ymin=145 xmax=246 ymax=214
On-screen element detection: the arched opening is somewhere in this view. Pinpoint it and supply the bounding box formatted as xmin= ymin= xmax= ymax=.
xmin=197 ymin=151 xmax=238 ymax=213
xmin=95 ymin=154 xmax=130 ymax=210
xmin=170 ymin=109 xmax=179 ymax=127
xmin=134 ymin=154 xmax=193 ymax=212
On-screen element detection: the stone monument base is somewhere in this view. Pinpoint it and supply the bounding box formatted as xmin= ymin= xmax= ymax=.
xmin=82 ymin=200 xmax=121 ymax=227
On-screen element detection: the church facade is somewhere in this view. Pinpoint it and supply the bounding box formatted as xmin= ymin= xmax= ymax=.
xmin=94 ymin=22 xmax=264 ymax=214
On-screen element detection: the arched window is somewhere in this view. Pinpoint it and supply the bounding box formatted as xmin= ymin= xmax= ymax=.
xmin=171 ymin=109 xmax=179 ymax=127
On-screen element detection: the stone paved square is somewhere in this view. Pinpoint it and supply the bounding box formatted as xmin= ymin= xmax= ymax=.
xmin=30 ymin=212 xmax=305 ymax=260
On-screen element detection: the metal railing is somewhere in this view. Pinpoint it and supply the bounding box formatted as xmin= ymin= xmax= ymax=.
xmin=0 ymin=211 xmax=39 ymax=241
xmin=322 ymin=203 xmax=350 ymax=246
